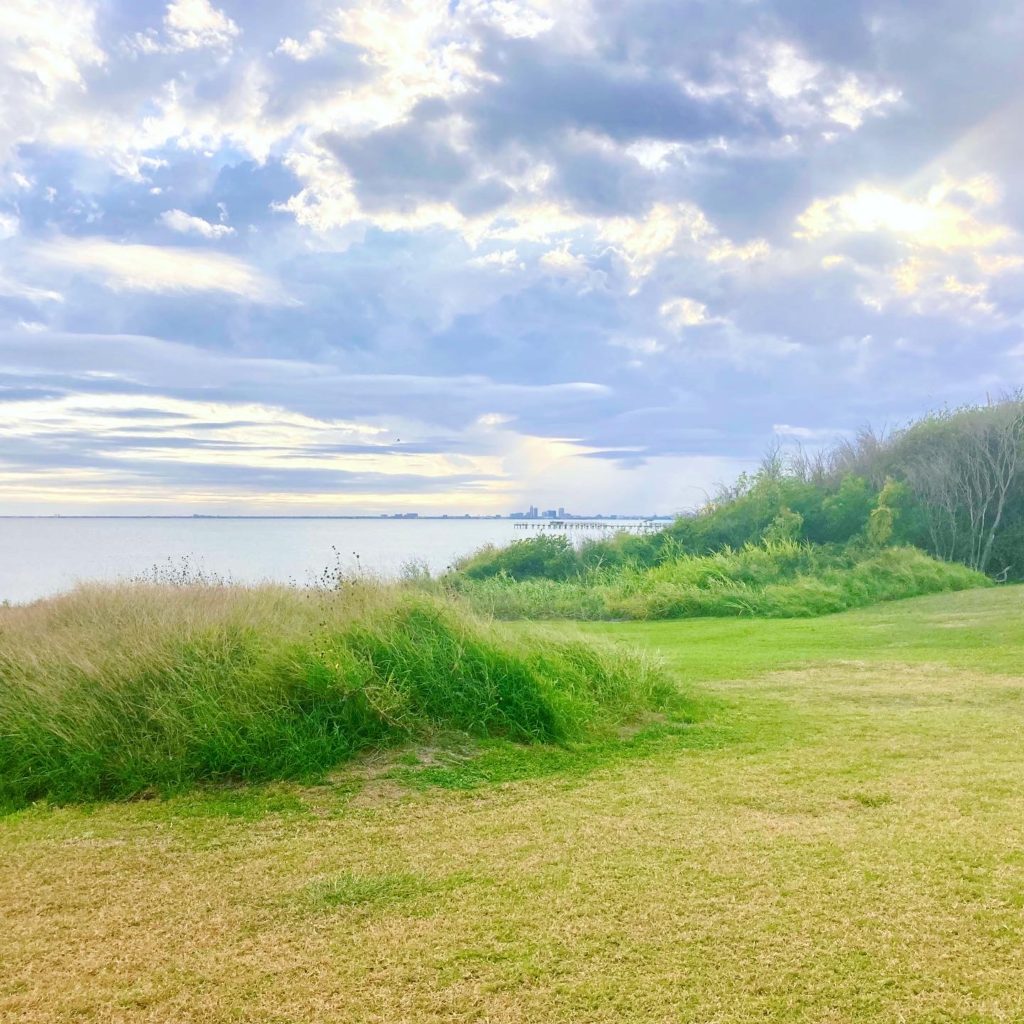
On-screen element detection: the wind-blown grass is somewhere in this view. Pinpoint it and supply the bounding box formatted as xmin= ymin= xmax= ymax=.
xmin=447 ymin=541 xmax=988 ymax=620
xmin=0 ymin=583 xmax=671 ymax=807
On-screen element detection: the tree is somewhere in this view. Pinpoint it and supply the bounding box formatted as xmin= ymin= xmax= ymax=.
xmin=897 ymin=394 xmax=1024 ymax=573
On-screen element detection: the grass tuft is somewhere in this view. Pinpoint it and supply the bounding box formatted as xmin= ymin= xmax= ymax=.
xmin=304 ymin=872 xmax=428 ymax=909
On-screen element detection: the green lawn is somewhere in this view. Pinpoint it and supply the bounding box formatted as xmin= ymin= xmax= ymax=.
xmin=576 ymin=582 xmax=1024 ymax=679
xmin=2 ymin=586 xmax=1023 ymax=1022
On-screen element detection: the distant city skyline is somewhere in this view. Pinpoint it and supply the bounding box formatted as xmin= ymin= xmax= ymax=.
xmin=2 ymin=1 xmax=1022 ymax=515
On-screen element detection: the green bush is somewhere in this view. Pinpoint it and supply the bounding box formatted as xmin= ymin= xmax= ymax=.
xmin=456 ymin=534 xmax=584 ymax=581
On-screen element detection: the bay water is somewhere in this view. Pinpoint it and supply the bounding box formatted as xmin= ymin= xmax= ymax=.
xmin=0 ymin=517 xmax=651 ymax=604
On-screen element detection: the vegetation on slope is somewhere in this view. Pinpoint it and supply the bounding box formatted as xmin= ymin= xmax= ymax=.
xmin=448 ymin=540 xmax=986 ymax=620
xmin=458 ymin=391 xmax=1024 ymax=584
xmin=0 ymin=583 xmax=671 ymax=807
xmin=448 ymin=393 xmax=1022 ymax=617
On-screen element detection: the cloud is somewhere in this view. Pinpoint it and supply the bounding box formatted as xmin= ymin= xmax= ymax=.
xmin=795 ymin=172 xmax=1022 ymax=319
xmin=323 ymin=116 xmax=474 ymax=208
xmin=275 ymin=30 xmax=329 ymax=62
xmin=30 ymin=238 xmax=288 ymax=302
xmin=2 ymin=0 xmax=1024 ymax=513
xmin=0 ymin=0 xmax=104 ymax=162
xmin=539 ymin=244 xmax=589 ymax=277
xmin=131 ymin=0 xmax=240 ymax=55
xmin=467 ymin=248 xmax=524 ymax=271
xmin=0 ymin=275 xmax=63 ymax=304
xmin=794 ymin=175 xmax=1010 ymax=248
xmin=0 ymin=329 xmax=611 ymax=425
xmin=165 ymin=0 xmax=239 ymax=50
xmin=730 ymin=38 xmax=901 ymax=131
xmin=660 ymin=297 xmax=719 ymax=329
xmin=772 ymin=423 xmax=843 ymax=442
xmin=0 ymin=325 xmax=624 ymax=512
xmin=158 ymin=208 xmax=235 ymax=238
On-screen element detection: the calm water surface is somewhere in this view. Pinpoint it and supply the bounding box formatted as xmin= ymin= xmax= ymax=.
xmin=0 ymin=518 xmax=649 ymax=605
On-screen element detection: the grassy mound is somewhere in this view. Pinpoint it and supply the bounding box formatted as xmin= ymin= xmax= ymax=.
xmin=449 ymin=542 xmax=989 ymax=620
xmin=0 ymin=585 xmax=671 ymax=807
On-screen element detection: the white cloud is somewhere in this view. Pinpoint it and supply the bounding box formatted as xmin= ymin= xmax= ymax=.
xmin=458 ymin=0 xmax=555 ymax=39
xmin=624 ymin=139 xmax=684 ymax=171
xmin=0 ymin=0 xmax=104 ymax=95
xmin=660 ymin=297 xmax=719 ymax=329
xmin=159 ymin=208 xmax=235 ymax=239
xmin=467 ymin=248 xmax=524 ymax=271
xmin=476 ymin=412 xmax=515 ymax=427
xmin=0 ymin=330 xmax=622 ymax=512
xmin=707 ymin=38 xmax=900 ymax=134
xmin=0 ymin=391 xmax=499 ymax=488
xmin=164 ymin=0 xmax=239 ymax=51
xmin=32 ymin=237 xmax=290 ymax=303
xmin=332 ymin=0 xmax=481 ymax=132
xmin=127 ymin=0 xmax=239 ymax=56
xmin=0 ymin=274 xmax=63 ymax=304
xmin=598 ymin=203 xmax=705 ymax=279
xmin=795 ymin=175 xmax=1010 ymax=248
xmin=714 ymin=327 xmax=801 ymax=368
xmin=277 ymin=147 xmax=769 ymax=303
xmin=823 ymin=76 xmax=901 ymax=130
xmin=540 ymin=244 xmax=589 ymax=276
xmin=275 ymin=30 xmax=329 ymax=62
xmin=796 ymin=173 xmax=1022 ymax=319
xmin=0 ymin=0 xmax=105 ymax=162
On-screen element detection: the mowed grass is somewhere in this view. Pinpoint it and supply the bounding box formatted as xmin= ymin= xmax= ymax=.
xmin=2 ymin=586 xmax=1024 ymax=1022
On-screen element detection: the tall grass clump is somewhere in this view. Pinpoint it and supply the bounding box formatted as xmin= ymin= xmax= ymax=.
xmin=0 ymin=584 xmax=672 ymax=808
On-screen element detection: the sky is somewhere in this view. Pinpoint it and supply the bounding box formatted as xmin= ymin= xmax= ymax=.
xmin=1 ymin=0 xmax=1023 ymax=515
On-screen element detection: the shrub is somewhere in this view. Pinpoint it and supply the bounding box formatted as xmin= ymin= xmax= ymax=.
xmin=456 ymin=534 xmax=583 ymax=581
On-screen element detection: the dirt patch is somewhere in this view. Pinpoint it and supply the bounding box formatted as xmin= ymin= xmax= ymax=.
xmin=345 ymin=778 xmax=411 ymax=809
xmin=617 ymin=711 xmax=669 ymax=739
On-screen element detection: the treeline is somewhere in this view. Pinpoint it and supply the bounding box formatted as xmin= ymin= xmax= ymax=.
xmin=458 ymin=392 xmax=1024 ymax=583
xmin=690 ymin=391 xmax=1024 ymax=578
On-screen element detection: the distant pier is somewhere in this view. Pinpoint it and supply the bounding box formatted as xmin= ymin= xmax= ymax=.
xmin=512 ymin=520 xmax=661 ymax=534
